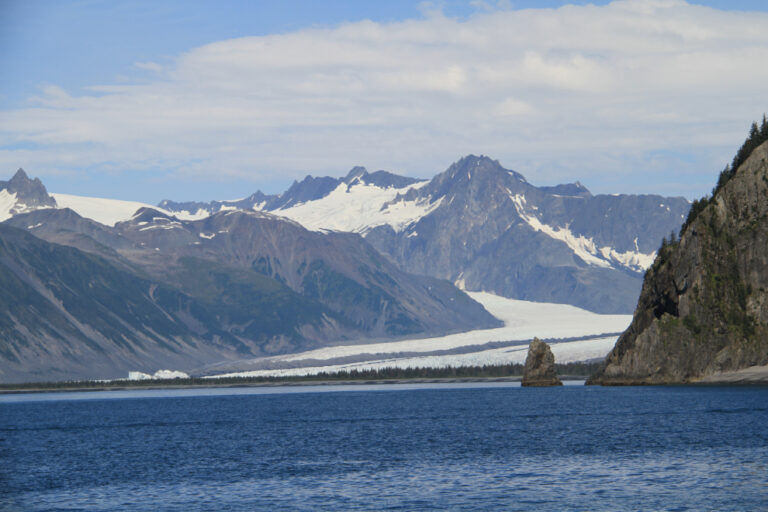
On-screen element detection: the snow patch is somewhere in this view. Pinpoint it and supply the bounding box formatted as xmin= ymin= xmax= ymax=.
xmin=128 ymin=369 xmax=190 ymax=380
xmin=0 ymin=190 xmax=53 ymax=221
xmin=52 ymin=193 xmax=202 ymax=227
xmin=274 ymin=180 xmax=436 ymax=234
xmin=0 ymin=190 xmax=17 ymax=221
xmin=599 ymin=246 xmax=656 ymax=272
xmin=511 ymin=194 xmax=611 ymax=268
xmin=510 ymin=194 xmax=655 ymax=271
xmin=175 ymin=208 xmax=212 ymax=219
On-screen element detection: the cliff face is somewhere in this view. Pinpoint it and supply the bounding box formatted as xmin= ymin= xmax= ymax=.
xmin=588 ymin=140 xmax=768 ymax=385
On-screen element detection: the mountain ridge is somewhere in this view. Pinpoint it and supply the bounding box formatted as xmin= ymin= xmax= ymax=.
xmin=153 ymin=154 xmax=689 ymax=313
xmin=2 ymin=155 xmax=690 ymax=313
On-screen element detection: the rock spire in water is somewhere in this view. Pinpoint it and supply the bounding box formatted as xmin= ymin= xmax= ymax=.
xmin=522 ymin=337 xmax=562 ymax=387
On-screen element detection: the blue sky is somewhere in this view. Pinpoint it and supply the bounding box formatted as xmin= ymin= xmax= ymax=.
xmin=2 ymin=0 xmax=768 ymax=203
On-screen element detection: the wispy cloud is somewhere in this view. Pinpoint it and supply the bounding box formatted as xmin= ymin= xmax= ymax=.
xmin=1 ymin=0 xmax=767 ymax=199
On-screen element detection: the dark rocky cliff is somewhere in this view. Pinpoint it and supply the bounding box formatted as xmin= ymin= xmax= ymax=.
xmin=588 ymin=135 xmax=768 ymax=385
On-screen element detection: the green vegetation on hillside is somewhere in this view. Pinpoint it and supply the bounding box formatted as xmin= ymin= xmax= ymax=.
xmin=679 ymin=115 xmax=768 ymax=237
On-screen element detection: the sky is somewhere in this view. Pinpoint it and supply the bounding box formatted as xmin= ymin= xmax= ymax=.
xmin=1 ymin=0 xmax=768 ymax=204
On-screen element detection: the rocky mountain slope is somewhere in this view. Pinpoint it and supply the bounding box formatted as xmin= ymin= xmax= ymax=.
xmin=364 ymin=156 xmax=688 ymax=313
xmin=1 ymin=186 xmax=498 ymax=382
xmin=159 ymin=157 xmax=690 ymax=314
xmin=11 ymin=205 xmax=496 ymax=337
xmin=0 ymin=222 xmax=324 ymax=383
xmin=588 ymin=124 xmax=768 ymax=385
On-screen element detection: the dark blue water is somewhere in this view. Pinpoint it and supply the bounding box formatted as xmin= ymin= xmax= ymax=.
xmin=1 ymin=383 xmax=767 ymax=511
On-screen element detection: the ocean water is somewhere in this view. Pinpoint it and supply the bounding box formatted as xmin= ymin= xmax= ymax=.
xmin=1 ymin=382 xmax=766 ymax=511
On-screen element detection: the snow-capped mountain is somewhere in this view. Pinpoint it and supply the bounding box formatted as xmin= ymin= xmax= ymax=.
xmin=0 ymin=169 xmax=57 ymax=221
xmin=0 ymin=168 xmax=207 ymax=227
xmin=158 ymin=167 xmax=427 ymax=232
xmin=0 ymin=163 xmax=688 ymax=380
xmin=1 ymin=160 xmax=690 ymax=314
xmin=159 ymin=156 xmax=691 ymax=313
xmin=364 ymin=156 xmax=690 ymax=313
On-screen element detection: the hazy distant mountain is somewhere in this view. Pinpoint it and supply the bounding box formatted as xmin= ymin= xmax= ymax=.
xmin=2 ymin=159 xmax=690 ymax=315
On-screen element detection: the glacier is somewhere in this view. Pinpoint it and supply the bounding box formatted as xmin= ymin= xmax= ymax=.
xmin=207 ymin=292 xmax=631 ymax=379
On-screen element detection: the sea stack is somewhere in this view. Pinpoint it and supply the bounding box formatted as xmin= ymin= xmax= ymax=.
xmin=522 ymin=337 xmax=562 ymax=387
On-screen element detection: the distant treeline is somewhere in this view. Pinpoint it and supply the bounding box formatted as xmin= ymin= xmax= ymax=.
xmin=0 ymin=362 xmax=604 ymax=391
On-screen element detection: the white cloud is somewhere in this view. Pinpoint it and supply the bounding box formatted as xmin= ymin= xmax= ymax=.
xmin=134 ymin=61 xmax=163 ymax=72
xmin=1 ymin=0 xmax=767 ymax=198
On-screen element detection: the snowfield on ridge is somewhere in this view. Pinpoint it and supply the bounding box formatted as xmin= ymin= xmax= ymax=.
xmin=272 ymin=180 xmax=437 ymax=234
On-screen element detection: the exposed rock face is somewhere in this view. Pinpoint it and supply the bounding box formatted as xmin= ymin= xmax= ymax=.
xmin=522 ymin=338 xmax=562 ymax=387
xmin=2 ymin=169 xmax=56 ymax=207
xmin=588 ymin=140 xmax=768 ymax=385
xmin=0 ymin=169 xmax=57 ymax=220
xmin=349 ymin=156 xmax=688 ymax=314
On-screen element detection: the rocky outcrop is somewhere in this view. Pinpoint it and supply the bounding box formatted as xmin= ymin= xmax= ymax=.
xmin=0 ymin=169 xmax=57 ymax=221
xmin=588 ymin=137 xmax=768 ymax=385
xmin=0 ymin=169 xmax=56 ymax=208
xmin=521 ymin=338 xmax=562 ymax=386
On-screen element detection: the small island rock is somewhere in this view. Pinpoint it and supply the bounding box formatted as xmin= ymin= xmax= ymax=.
xmin=522 ymin=338 xmax=562 ymax=387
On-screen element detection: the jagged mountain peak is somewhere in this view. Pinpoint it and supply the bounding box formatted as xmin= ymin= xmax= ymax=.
xmin=455 ymin=154 xmax=498 ymax=166
xmin=340 ymin=166 xmax=423 ymax=190
xmin=344 ymin=166 xmax=368 ymax=183
xmin=0 ymin=168 xmax=57 ymax=220
xmin=11 ymin=168 xmax=29 ymax=182
xmin=245 ymin=190 xmax=271 ymax=204
xmin=3 ymin=167 xmax=52 ymax=195
xmin=404 ymin=154 xmax=529 ymax=205
xmin=444 ymin=154 xmax=527 ymax=184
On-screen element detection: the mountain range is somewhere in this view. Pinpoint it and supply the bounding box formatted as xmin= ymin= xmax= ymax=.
xmin=160 ymin=155 xmax=690 ymax=313
xmin=0 ymin=156 xmax=689 ymax=382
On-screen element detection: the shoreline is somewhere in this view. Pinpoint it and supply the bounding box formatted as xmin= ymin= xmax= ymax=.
xmin=4 ymin=366 xmax=768 ymax=395
xmin=0 ymin=376 xmax=532 ymax=395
